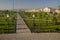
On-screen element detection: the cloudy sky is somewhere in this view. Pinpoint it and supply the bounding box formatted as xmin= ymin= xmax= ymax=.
xmin=0 ymin=0 xmax=60 ymax=10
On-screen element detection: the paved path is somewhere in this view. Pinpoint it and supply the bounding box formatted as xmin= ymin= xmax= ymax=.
xmin=16 ymin=13 xmax=31 ymax=33
xmin=0 ymin=33 xmax=60 ymax=40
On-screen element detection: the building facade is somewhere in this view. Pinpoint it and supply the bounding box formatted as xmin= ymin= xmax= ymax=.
xmin=25 ymin=7 xmax=56 ymax=13
xmin=43 ymin=7 xmax=54 ymax=12
xmin=25 ymin=9 xmax=40 ymax=12
xmin=55 ymin=10 xmax=60 ymax=14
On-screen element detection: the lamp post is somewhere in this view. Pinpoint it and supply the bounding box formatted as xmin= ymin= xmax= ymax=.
xmin=7 ymin=14 xmax=9 ymax=33
xmin=13 ymin=0 xmax=14 ymax=11
xmin=32 ymin=14 xmax=35 ymax=27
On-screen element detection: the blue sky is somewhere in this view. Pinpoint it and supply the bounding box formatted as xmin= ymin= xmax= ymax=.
xmin=0 ymin=0 xmax=60 ymax=10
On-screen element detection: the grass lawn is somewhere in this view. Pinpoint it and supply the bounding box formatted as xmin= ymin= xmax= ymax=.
xmin=19 ymin=12 xmax=60 ymax=33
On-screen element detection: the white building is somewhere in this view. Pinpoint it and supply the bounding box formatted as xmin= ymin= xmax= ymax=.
xmin=43 ymin=7 xmax=54 ymax=12
xmin=25 ymin=7 xmax=55 ymax=12
xmin=39 ymin=9 xmax=43 ymax=11
xmin=55 ymin=10 xmax=60 ymax=14
xmin=25 ymin=9 xmax=40 ymax=12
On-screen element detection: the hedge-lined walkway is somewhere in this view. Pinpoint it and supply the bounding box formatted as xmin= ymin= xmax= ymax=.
xmin=16 ymin=13 xmax=31 ymax=33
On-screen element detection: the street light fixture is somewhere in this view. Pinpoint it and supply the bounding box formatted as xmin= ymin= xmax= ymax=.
xmin=32 ymin=14 xmax=35 ymax=18
xmin=7 ymin=14 xmax=10 ymax=33
xmin=7 ymin=14 xmax=9 ymax=18
xmin=32 ymin=14 xmax=35 ymax=27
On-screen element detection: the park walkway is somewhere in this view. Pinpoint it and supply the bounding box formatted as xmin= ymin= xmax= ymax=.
xmin=0 ymin=13 xmax=60 ymax=40
xmin=16 ymin=13 xmax=31 ymax=33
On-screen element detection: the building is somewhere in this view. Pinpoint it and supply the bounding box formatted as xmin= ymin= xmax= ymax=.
xmin=43 ymin=7 xmax=54 ymax=12
xmin=25 ymin=7 xmax=56 ymax=13
xmin=39 ymin=9 xmax=43 ymax=12
xmin=55 ymin=10 xmax=60 ymax=14
xmin=25 ymin=9 xmax=40 ymax=12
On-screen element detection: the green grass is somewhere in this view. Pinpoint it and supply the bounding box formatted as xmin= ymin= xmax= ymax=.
xmin=19 ymin=12 xmax=60 ymax=33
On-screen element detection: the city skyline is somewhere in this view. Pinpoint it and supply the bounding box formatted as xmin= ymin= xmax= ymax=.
xmin=0 ymin=0 xmax=60 ymax=10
